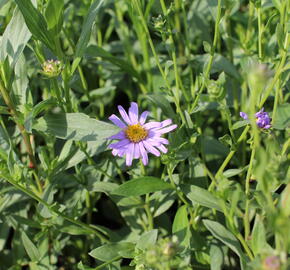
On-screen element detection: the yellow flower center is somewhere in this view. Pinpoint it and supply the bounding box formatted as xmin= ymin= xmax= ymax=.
xmin=125 ymin=123 xmax=148 ymax=143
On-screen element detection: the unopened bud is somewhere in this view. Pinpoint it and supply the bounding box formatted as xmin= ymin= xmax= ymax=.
xmin=262 ymin=255 xmax=280 ymax=270
xmin=41 ymin=59 xmax=62 ymax=78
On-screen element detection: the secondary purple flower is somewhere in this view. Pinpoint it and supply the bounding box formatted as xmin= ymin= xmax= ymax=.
xmin=255 ymin=108 xmax=272 ymax=129
xmin=240 ymin=108 xmax=271 ymax=129
xmin=108 ymin=102 xmax=177 ymax=166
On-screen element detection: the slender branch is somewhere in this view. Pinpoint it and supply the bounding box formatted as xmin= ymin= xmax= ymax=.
xmin=0 ymin=80 xmax=38 ymax=170
xmin=1 ymin=173 xmax=109 ymax=243
xmin=190 ymin=0 xmax=222 ymax=111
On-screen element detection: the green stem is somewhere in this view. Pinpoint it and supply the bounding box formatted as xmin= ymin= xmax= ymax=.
xmin=144 ymin=193 xmax=154 ymax=230
xmin=0 ymin=80 xmax=38 ymax=171
xmin=236 ymin=233 xmax=254 ymax=260
xmin=259 ymin=33 xmax=288 ymax=107
xmin=215 ymin=126 xmax=250 ymax=179
xmin=78 ymin=65 xmax=92 ymax=104
xmin=1 ymin=173 xmax=109 ymax=243
xmin=244 ymin=147 xmax=256 ymax=240
xmin=133 ymin=0 xmax=186 ymax=124
xmin=190 ymin=0 xmax=222 ymax=111
xmin=257 ymin=5 xmax=263 ymax=60
xmin=245 ymin=1 xmax=254 ymax=47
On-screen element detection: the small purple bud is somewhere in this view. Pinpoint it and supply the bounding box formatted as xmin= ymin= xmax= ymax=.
xmin=240 ymin=112 xmax=248 ymax=120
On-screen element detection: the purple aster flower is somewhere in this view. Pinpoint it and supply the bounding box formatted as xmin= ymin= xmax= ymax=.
xmin=240 ymin=108 xmax=271 ymax=129
xmin=108 ymin=102 xmax=177 ymax=166
xmin=255 ymin=108 xmax=272 ymax=129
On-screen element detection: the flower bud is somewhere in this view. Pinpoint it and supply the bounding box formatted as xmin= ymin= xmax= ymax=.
xmin=262 ymin=255 xmax=280 ymax=270
xmin=207 ymin=72 xmax=226 ymax=101
xmin=41 ymin=59 xmax=62 ymax=78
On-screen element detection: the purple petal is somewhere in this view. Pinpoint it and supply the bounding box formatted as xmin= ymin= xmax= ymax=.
xmin=134 ymin=143 xmax=140 ymax=159
xmin=139 ymin=111 xmax=149 ymax=125
xmin=153 ymin=137 xmax=169 ymax=144
xmin=154 ymin=124 xmax=177 ymax=135
xmin=109 ymin=114 xmax=127 ymax=128
xmin=126 ymin=143 xmax=134 ymax=166
xmin=118 ymin=105 xmax=132 ymax=125
xmin=109 ymin=139 xmax=130 ymax=149
xmin=264 ymin=124 xmax=271 ymax=129
xmin=139 ymin=142 xmax=148 ymax=165
xmin=112 ymin=148 xmax=125 ymax=157
xmin=240 ymin=112 xmax=248 ymax=120
xmin=143 ymin=140 xmax=160 ymax=156
xmin=160 ymin=119 xmax=172 ymax=127
xmin=143 ymin=121 xmax=162 ymax=129
xmin=109 ymin=131 xmax=126 ymax=140
xmin=128 ymin=102 xmax=139 ymax=124
xmin=112 ymin=149 xmax=118 ymax=156
xmin=157 ymin=144 xmax=168 ymax=153
xmin=255 ymin=108 xmax=264 ymax=117
xmin=145 ymin=138 xmax=161 ymax=147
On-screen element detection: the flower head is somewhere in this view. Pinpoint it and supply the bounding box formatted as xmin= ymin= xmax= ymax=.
xmin=108 ymin=102 xmax=177 ymax=166
xmin=41 ymin=59 xmax=62 ymax=78
xmin=240 ymin=108 xmax=271 ymax=129
xmin=255 ymin=108 xmax=272 ymax=129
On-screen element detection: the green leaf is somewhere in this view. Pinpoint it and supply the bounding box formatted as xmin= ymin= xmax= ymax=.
xmin=77 ymin=261 xmax=95 ymax=270
xmin=59 ymin=225 xmax=92 ymax=236
xmin=86 ymin=45 xmax=140 ymax=80
xmin=182 ymin=184 xmax=223 ymax=212
xmin=111 ymin=177 xmax=173 ymax=197
xmin=172 ymin=205 xmax=188 ymax=233
xmin=172 ymin=205 xmax=190 ymax=246
xmin=210 ymin=244 xmax=224 ymax=270
xmin=223 ymin=167 xmax=248 ymax=178
xmin=251 ymin=215 xmax=267 ymax=255
xmin=72 ymin=0 xmax=105 ymax=73
xmin=136 ymin=230 xmax=158 ymax=250
xmin=44 ymin=0 xmax=64 ymax=34
xmin=89 ymin=242 xmax=135 ymax=262
xmin=33 ymin=113 xmax=120 ymax=142
xmin=203 ymin=220 xmax=248 ymax=269
xmin=147 ymin=94 xmax=176 ymax=120
xmin=89 ymin=182 xmax=119 ymax=194
xmin=0 ymin=222 xmax=10 ymax=251
xmin=232 ymin=120 xmax=249 ymax=130
xmin=0 ymin=7 xmax=31 ymax=66
xmin=21 ymin=231 xmax=41 ymax=262
xmin=14 ymin=0 xmax=55 ymax=51
xmin=276 ymin=23 xmax=284 ymax=49
xmin=272 ymin=103 xmax=290 ymax=130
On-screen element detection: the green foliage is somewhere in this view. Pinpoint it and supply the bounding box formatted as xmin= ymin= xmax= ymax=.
xmin=0 ymin=0 xmax=289 ymax=269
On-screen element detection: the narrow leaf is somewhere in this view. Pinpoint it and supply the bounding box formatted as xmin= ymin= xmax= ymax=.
xmin=89 ymin=242 xmax=134 ymax=261
xmin=182 ymin=184 xmax=223 ymax=212
xmin=21 ymin=231 xmax=41 ymax=262
xmin=111 ymin=177 xmax=173 ymax=197
xmin=72 ymin=0 xmax=105 ymax=73
xmin=203 ymin=220 xmax=248 ymax=269
xmin=44 ymin=0 xmax=64 ymax=34
xmin=14 ymin=0 xmax=54 ymax=50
